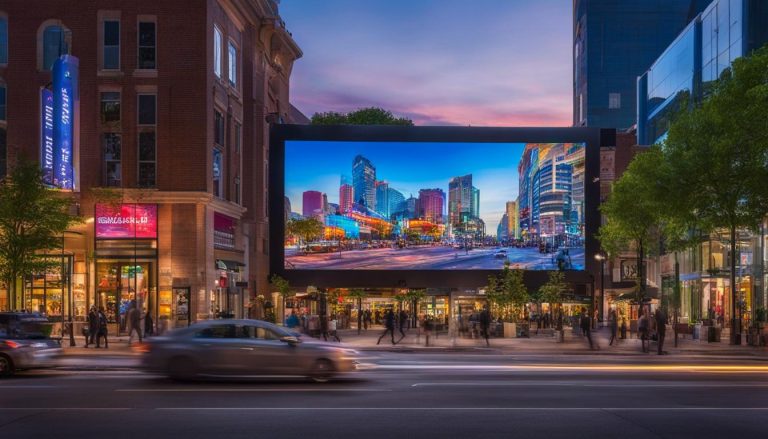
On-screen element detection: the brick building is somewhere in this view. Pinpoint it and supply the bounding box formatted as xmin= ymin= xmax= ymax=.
xmin=0 ymin=0 xmax=302 ymax=332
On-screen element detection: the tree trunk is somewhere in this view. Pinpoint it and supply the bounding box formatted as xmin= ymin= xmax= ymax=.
xmin=674 ymin=252 xmax=680 ymax=348
xmin=637 ymin=239 xmax=645 ymax=301
xmin=730 ymin=223 xmax=739 ymax=345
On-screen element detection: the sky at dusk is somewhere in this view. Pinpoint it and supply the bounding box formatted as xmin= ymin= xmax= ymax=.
xmin=280 ymin=0 xmax=573 ymax=127
xmin=285 ymin=140 xmax=528 ymax=234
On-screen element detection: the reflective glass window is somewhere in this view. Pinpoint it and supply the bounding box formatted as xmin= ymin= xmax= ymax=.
xmin=43 ymin=25 xmax=68 ymax=71
xmin=103 ymin=20 xmax=120 ymax=70
xmin=0 ymin=17 xmax=7 ymax=64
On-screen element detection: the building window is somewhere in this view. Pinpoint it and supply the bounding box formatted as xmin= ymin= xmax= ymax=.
xmin=213 ymin=26 xmax=222 ymax=78
xmin=137 ymin=94 xmax=156 ymax=125
xmin=0 ymin=128 xmax=6 ymax=179
xmin=234 ymin=176 xmax=241 ymax=205
xmin=100 ymin=91 xmax=120 ymax=124
xmin=0 ymin=16 xmax=8 ymax=65
xmin=608 ymin=93 xmax=621 ymax=109
xmin=137 ymin=21 xmax=156 ymax=69
xmin=137 ymin=93 xmax=156 ymax=187
xmin=103 ymin=20 xmax=120 ymax=70
xmin=214 ymin=109 xmax=224 ymax=146
xmin=103 ymin=133 xmax=121 ymax=187
xmin=228 ymin=41 xmax=237 ymax=86
xmin=234 ymin=122 xmax=241 ymax=153
xmin=213 ymin=148 xmax=223 ymax=198
xmin=42 ymin=25 xmax=69 ymax=71
xmin=138 ymin=132 xmax=156 ymax=187
xmin=0 ymin=84 xmax=5 ymax=121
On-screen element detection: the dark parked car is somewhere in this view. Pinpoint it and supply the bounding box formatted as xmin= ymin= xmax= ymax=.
xmin=141 ymin=319 xmax=359 ymax=382
xmin=0 ymin=312 xmax=62 ymax=376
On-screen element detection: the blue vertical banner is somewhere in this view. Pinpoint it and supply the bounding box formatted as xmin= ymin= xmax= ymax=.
xmin=52 ymin=54 xmax=78 ymax=190
xmin=40 ymin=88 xmax=55 ymax=186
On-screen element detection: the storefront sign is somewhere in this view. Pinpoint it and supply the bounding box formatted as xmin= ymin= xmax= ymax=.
xmin=95 ymin=203 xmax=158 ymax=239
xmin=620 ymin=260 xmax=646 ymax=281
xmin=51 ymin=55 xmax=78 ymax=190
xmin=40 ymin=88 xmax=54 ymax=186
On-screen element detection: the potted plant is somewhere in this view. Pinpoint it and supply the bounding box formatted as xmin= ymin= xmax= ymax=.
xmin=486 ymin=262 xmax=529 ymax=338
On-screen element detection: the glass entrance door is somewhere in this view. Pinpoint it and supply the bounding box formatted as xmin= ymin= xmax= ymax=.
xmin=97 ymin=260 xmax=156 ymax=335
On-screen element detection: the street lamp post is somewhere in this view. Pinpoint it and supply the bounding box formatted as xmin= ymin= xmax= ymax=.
xmin=594 ymin=252 xmax=606 ymax=326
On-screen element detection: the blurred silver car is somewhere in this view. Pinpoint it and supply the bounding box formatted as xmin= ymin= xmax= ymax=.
xmin=0 ymin=312 xmax=62 ymax=377
xmin=141 ymin=319 xmax=359 ymax=382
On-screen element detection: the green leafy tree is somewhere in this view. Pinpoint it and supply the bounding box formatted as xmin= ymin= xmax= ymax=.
xmin=664 ymin=45 xmax=768 ymax=342
xmin=286 ymin=217 xmax=324 ymax=251
xmin=538 ymin=271 xmax=569 ymax=330
xmin=269 ymin=274 xmax=293 ymax=324
xmin=0 ymin=161 xmax=82 ymax=310
xmin=311 ymin=107 xmax=414 ymax=126
xmin=486 ymin=262 xmax=529 ymax=322
xmin=599 ymin=146 xmax=667 ymax=302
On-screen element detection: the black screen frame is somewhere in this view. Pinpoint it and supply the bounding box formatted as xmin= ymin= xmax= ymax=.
xmin=270 ymin=124 xmax=612 ymax=289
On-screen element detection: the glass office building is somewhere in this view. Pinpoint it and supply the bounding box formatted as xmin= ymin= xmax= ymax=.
xmin=573 ymin=0 xmax=709 ymax=130
xmin=638 ymin=0 xmax=768 ymax=336
xmin=637 ymin=0 xmax=768 ymax=145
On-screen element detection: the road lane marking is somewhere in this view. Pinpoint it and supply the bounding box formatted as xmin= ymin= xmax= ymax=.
xmin=0 ymin=385 xmax=58 ymax=389
xmin=410 ymin=382 xmax=768 ymax=388
xmin=153 ymin=407 xmax=768 ymax=411
xmin=115 ymin=388 xmax=391 ymax=393
xmin=373 ymin=364 xmax=768 ymax=373
xmin=2 ymin=408 xmax=132 ymax=411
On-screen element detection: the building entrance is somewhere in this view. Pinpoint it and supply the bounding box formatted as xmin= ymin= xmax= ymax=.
xmin=96 ymin=260 xmax=156 ymax=335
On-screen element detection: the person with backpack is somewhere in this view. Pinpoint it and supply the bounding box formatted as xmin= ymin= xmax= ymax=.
xmin=397 ymin=309 xmax=409 ymax=343
xmin=608 ymin=309 xmax=618 ymax=346
xmin=96 ymin=307 xmax=109 ymax=349
xmin=479 ymin=307 xmax=491 ymax=347
xmin=638 ymin=307 xmax=650 ymax=353
xmin=580 ymin=307 xmax=595 ymax=350
xmin=376 ymin=309 xmax=396 ymax=345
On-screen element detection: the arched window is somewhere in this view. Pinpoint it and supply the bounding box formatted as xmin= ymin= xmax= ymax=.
xmin=0 ymin=14 xmax=8 ymax=65
xmin=37 ymin=20 xmax=70 ymax=71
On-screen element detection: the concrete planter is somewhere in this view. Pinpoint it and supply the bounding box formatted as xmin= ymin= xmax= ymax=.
xmin=503 ymin=322 xmax=516 ymax=338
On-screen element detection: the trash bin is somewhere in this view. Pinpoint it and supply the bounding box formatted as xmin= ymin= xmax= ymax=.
xmin=693 ymin=323 xmax=701 ymax=340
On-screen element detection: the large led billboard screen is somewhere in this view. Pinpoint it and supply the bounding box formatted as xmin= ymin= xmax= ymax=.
xmin=284 ymin=140 xmax=586 ymax=271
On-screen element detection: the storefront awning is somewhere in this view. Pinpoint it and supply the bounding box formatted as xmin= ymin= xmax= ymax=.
xmin=613 ymin=287 xmax=659 ymax=303
xmin=216 ymin=259 xmax=245 ymax=271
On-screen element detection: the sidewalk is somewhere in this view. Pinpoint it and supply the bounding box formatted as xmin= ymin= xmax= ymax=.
xmin=332 ymin=326 xmax=768 ymax=358
xmin=53 ymin=327 xmax=768 ymax=371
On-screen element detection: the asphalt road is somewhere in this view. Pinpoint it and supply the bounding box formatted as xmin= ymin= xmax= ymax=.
xmin=2 ymin=353 xmax=768 ymax=439
xmin=286 ymin=245 xmax=585 ymax=270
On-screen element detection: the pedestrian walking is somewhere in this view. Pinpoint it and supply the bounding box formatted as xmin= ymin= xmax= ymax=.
xmin=619 ymin=310 xmax=628 ymax=339
xmin=608 ymin=309 xmax=618 ymax=346
xmin=422 ymin=314 xmax=433 ymax=347
xmin=397 ymin=309 xmax=408 ymax=343
xmin=363 ymin=309 xmax=371 ymax=331
xmin=580 ymin=307 xmax=595 ymax=350
xmin=286 ymin=310 xmax=300 ymax=329
xmin=376 ymin=309 xmax=396 ymax=345
xmin=144 ymin=310 xmax=154 ymax=337
xmin=96 ymin=307 xmax=109 ymax=349
xmin=329 ymin=316 xmax=341 ymax=342
xmin=479 ymin=307 xmax=491 ymax=347
xmin=85 ymin=306 xmax=98 ymax=347
xmin=655 ymin=307 xmax=668 ymax=355
xmin=638 ymin=308 xmax=650 ymax=353
xmin=127 ymin=300 xmax=142 ymax=345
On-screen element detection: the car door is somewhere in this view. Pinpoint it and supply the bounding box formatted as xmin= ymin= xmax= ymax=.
xmin=236 ymin=324 xmax=299 ymax=376
xmin=191 ymin=324 xmax=244 ymax=376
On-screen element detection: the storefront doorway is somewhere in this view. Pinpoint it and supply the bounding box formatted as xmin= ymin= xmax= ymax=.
xmin=96 ymin=260 xmax=156 ymax=335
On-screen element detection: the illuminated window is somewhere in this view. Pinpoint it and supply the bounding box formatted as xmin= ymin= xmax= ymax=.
xmin=213 ymin=26 xmax=222 ymax=78
xmin=228 ymin=41 xmax=237 ymax=86
xmin=0 ymin=16 xmax=7 ymax=65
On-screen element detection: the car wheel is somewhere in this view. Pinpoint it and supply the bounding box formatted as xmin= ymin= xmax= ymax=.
xmin=310 ymin=359 xmax=335 ymax=383
xmin=0 ymin=354 xmax=14 ymax=377
xmin=167 ymin=356 xmax=197 ymax=381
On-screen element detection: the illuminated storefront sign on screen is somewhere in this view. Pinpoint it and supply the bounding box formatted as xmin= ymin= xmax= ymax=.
xmin=95 ymin=204 xmax=158 ymax=239
xmin=40 ymin=88 xmax=55 ymax=186
xmin=50 ymin=55 xmax=79 ymax=190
